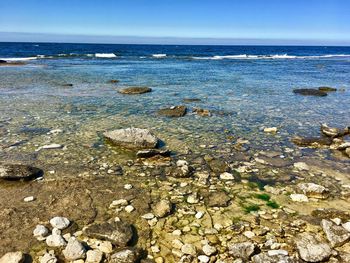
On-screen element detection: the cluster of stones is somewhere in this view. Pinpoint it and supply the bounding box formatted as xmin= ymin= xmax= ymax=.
xmin=292 ymin=123 xmax=350 ymax=158
xmin=0 ymin=216 xmax=144 ymax=263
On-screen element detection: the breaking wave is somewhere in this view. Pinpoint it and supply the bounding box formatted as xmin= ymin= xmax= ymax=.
xmin=152 ymin=54 xmax=167 ymax=58
xmin=94 ymin=53 xmax=117 ymax=58
xmin=192 ymin=54 xmax=350 ymax=60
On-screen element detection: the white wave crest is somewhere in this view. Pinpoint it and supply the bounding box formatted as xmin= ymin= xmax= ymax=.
xmin=152 ymin=54 xmax=167 ymax=58
xmin=95 ymin=53 xmax=117 ymax=58
xmin=0 ymin=57 xmax=38 ymax=61
xmin=192 ymin=53 xmax=350 ymax=60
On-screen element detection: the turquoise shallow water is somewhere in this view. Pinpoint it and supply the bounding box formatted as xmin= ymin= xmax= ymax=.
xmin=0 ymin=43 xmax=350 ymax=166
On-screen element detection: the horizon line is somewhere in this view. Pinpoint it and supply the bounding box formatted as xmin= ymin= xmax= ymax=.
xmin=1 ymin=32 xmax=350 ymax=46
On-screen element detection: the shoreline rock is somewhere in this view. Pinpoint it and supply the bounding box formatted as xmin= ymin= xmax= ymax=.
xmin=293 ymin=88 xmax=327 ymax=96
xmin=118 ymin=87 xmax=152 ymax=94
xmin=158 ymin=106 xmax=187 ymax=117
xmin=0 ymin=164 xmax=43 ymax=180
xmin=103 ymin=128 xmax=159 ymax=149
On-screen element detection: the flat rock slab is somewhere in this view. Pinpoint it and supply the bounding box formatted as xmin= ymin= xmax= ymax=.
xmin=0 ymin=164 xmax=42 ymax=180
xmin=84 ymin=221 xmax=133 ymax=247
xmin=295 ymin=232 xmax=332 ymax=262
xmin=291 ymin=136 xmax=332 ymax=147
xmin=206 ymin=191 xmax=231 ymax=207
xmin=158 ymin=106 xmax=187 ymax=117
xmin=318 ymin=86 xmax=337 ymax=92
xmin=118 ymin=87 xmax=152 ymax=94
xmin=136 ymin=149 xmax=171 ymax=158
xmin=183 ymin=98 xmax=201 ymax=103
xmin=104 ymin=128 xmax=158 ymax=149
xmin=293 ymin=89 xmax=327 ymax=96
xmin=321 ymin=219 xmax=350 ymax=247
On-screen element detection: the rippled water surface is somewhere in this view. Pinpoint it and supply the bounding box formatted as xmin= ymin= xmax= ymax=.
xmin=1 ymin=43 xmax=350 ymax=167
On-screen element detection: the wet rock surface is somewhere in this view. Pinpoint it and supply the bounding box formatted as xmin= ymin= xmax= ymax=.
xmin=84 ymin=221 xmax=133 ymax=246
xmin=103 ymin=128 xmax=158 ymax=149
xmin=296 ymin=233 xmax=332 ymax=262
xmin=293 ymin=88 xmax=328 ymax=96
xmin=158 ymin=106 xmax=187 ymax=117
xmin=118 ymin=87 xmax=152 ymax=94
xmin=0 ymin=163 xmax=42 ymax=180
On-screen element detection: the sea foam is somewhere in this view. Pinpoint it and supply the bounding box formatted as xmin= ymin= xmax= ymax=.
xmin=152 ymin=54 xmax=167 ymax=58
xmin=95 ymin=53 xmax=117 ymax=58
xmin=192 ymin=54 xmax=350 ymax=60
xmin=0 ymin=57 xmax=38 ymax=61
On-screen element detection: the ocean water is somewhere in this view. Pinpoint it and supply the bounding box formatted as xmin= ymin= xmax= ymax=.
xmin=0 ymin=43 xmax=350 ymax=167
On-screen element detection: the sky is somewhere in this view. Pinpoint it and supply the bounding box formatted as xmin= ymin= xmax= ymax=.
xmin=0 ymin=0 xmax=349 ymax=45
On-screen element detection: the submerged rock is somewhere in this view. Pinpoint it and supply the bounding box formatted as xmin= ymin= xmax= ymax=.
xmin=318 ymin=86 xmax=337 ymax=92
xmin=228 ymin=241 xmax=257 ymax=260
xmin=118 ymin=87 xmax=152 ymax=94
xmin=0 ymin=164 xmax=42 ymax=180
xmin=193 ymin=108 xmax=211 ymax=117
xmin=183 ymin=98 xmax=201 ymax=103
xmin=109 ymin=79 xmax=120 ymax=84
xmin=295 ymin=233 xmax=331 ymax=262
xmin=158 ymin=106 xmax=187 ymax=117
xmin=104 ymin=128 xmax=158 ymax=149
xmin=293 ymin=88 xmax=327 ymax=96
xmin=206 ymin=191 xmax=231 ymax=207
xmin=152 ymin=199 xmax=172 ymax=218
xmin=84 ymin=221 xmax=133 ymax=246
xmin=298 ymin=183 xmax=329 ymax=199
xmin=321 ymin=219 xmax=350 ymax=247
xmin=321 ymin=123 xmax=350 ymax=138
xmin=109 ymin=248 xmax=139 ymax=263
xmin=136 ymin=149 xmax=171 ymax=158
xmin=291 ymin=136 xmax=332 ymax=147
xmin=0 ymin=251 xmax=25 ymax=263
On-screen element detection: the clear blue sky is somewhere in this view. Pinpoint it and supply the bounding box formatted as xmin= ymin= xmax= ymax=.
xmin=0 ymin=0 xmax=349 ymax=44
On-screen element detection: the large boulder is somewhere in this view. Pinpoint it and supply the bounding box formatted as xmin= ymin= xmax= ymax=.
xmin=158 ymin=106 xmax=187 ymax=117
xmin=295 ymin=233 xmax=332 ymax=262
xmin=104 ymin=128 xmax=158 ymax=149
xmin=321 ymin=219 xmax=350 ymax=247
xmin=293 ymin=89 xmax=327 ymax=97
xmin=84 ymin=221 xmax=133 ymax=247
xmin=0 ymin=60 xmax=7 ymax=64
xmin=0 ymin=164 xmax=42 ymax=180
xmin=118 ymin=87 xmax=152 ymax=94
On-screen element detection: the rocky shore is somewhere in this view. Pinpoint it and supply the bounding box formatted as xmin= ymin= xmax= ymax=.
xmin=1 ymin=119 xmax=350 ymax=263
xmin=0 ymin=75 xmax=350 ymax=262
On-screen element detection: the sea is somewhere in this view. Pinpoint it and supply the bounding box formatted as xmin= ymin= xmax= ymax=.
xmin=0 ymin=43 xmax=350 ymax=166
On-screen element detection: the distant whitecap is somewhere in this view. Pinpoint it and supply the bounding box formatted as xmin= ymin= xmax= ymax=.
xmin=95 ymin=53 xmax=117 ymax=58
xmin=152 ymin=54 xmax=167 ymax=58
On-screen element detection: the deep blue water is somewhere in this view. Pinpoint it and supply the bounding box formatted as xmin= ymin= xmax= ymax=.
xmin=0 ymin=43 xmax=350 ymax=160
